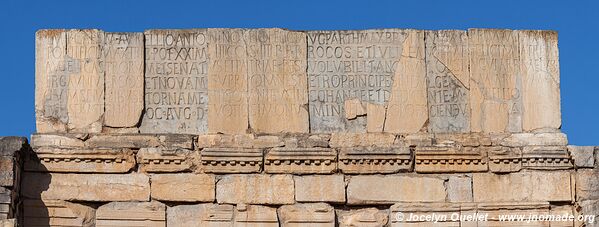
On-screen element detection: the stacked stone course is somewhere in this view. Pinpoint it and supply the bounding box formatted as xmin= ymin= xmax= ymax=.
xmin=2 ymin=28 xmax=594 ymax=226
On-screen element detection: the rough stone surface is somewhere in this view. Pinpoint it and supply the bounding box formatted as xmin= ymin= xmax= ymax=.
xmin=141 ymin=29 xmax=208 ymax=134
xmin=137 ymin=148 xmax=195 ymax=173
xmin=576 ymin=169 xmax=599 ymax=201
xmin=96 ymin=201 xmax=165 ymax=227
xmin=579 ymin=200 xmax=599 ymax=227
xmin=167 ymin=204 xmax=234 ymax=227
xmin=338 ymin=146 xmax=412 ymax=174
xmin=425 ymin=30 xmax=470 ymax=133
xmin=447 ymin=175 xmax=473 ymax=202
xmin=469 ymin=29 xmax=521 ymax=133
xmin=569 ymin=145 xmax=595 ymax=168
xmin=235 ymin=204 xmax=279 ymax=227
xmin=23 ymin=199 xmax=95 ymax=227
xmin=347 ymin=175 xmax=446 ymax=204
xmin=265 ymin=147 xmax=336 ymax=174
xmin=278 ymin=203 xmax=335 ymax=227
xmin=330 ymin=133 xmax=395 ymax=147
xmin=520 ymin=30 xmax=561 ymax=131
xmin=30 ymin=134 xmax=84 ymax=148
xmin=499 ymin=132 xmax=568 ymax=147
xmin=294 ymin=175 xmax=345 ymax=203
xmin=472 ymin=172 xmax=572 ymax=202
xmin=25 ymin=147 xmax=135 ymax=173
xmin=103 ymin=32 xmax=144 ymax=128
xmin=337 ymin=208 xmax=388 ymax=227
xmin=150 ymin=174 xmax=215 ymax=202
xmin=248 ymin=29 xmax=309 ymax=133
xmin=23 ymin=173 xmax=150 ymax=201
xmin=216 ymin=174 xmax=294 ymax=205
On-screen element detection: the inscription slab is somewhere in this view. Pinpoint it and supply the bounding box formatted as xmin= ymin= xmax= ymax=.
xmin=425 ymin=30 xmax=470 ymax=133
xmin=207 ymin=28 xmax=248 ymax=134
xmin=309 ymin=29 xmax=426 ymax=133
xmin=141 ymin=29 xmax=208 ymax=133
xmin=469 ymin=29 xmax=522 ymax=133
xmin=248 ymin=29 xmax=309 ymax=133
xmin=103 ymin=32 xmax=144 ymax=127
xmin=519 ymin=30 xmax=561 ymax=131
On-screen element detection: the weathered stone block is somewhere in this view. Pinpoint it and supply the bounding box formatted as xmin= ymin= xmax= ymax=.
xmin=150 ymin=173 xmax=215 ymax=202
xmin=103 ymin=32 xmax=144 ymax=128
xmin=415 ymin=145 xmax=488 ymax=173
xmin=96 ymin=201 xmax=165 ymax=227
xmin=167 ymin=204 xmax=234 ymax=227
xmin=36 ymin=29 xmax=104 ymax=133
xmin=487 ymin=146 xmax=522 ymax=173
xmin=235 ymin=204 xmax=278 ymax=227
xmin=84 ymin=134 xmax=162 ymax=148
xmin=196 ymin=134 xmax=284 ymax=149
xmin=569 ymin=145 xmax=595 ymax=168
xmin=30 ymin=134 xmax=84 ymax=148
xmin=389 ymin=202 xmax=462 ymax=226
xmin=25 ymin=147 xmax=135 ymax=173
xmin=248 ymin=29 xmax=309 ymax=133
xmin=425 ymin=30 xmax=470 ymax=133
xmin=499 ymin=132 xmax=568 ymax=147
xmin=294 ymin=175 xmax=345 ymax=203
xmin=278 ymin=203 xmax=335 ymax=227
xmin=579 ymin=200 xmax=599 ymax=227
xmin=337 ymin=208 xmax=388 ymax=227
xmin=476 ymin=202 xmax=550 ymax=226
xmin=550 ymin=205 xmax=575 ymax=227
xmin=23 ymin=173 xmax=150 ymax=201
xmin=472 ymin=172 xmax=572 ymax=202
xmin=576 ymin=169 xmax=599 ymax=201
xmin=141 ymin=29 xmax=208 ymax=134
xmin=520 ymin=30 xmax=561 ymax=131
xmin=330 ymin=133 xmax=395 ymax=147
xmin=216 ymin=174 xmax=294 ymax=205
xmin=447 ymin=175 xmax=473 ymax=202
xmin=137 ymin=148 xmax=194 ymax=173
xmin=347 ymin=175 xmax=446 ymax=205
xmin=200 ymin=148 xmax=262 ymax=173
xmin=469 ymin=29 xmax=521 ymax=133
xmin=265 ymin=147 xmax=336 ymax=174
xmin=338 ymin=146 xmax=412 ymax=174
xmin=23 ymin=199 xmax=95 ymax=227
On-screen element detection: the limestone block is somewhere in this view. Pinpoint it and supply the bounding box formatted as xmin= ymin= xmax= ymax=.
xmin=307 ymin=29 xmax=426 ymax=133
xmin=0 ymin=157 xmax=15 ymax=187
xmin=294 ymin=175 xmax=345 ymax=203
xmin=200 ymin=148 xmax=263 ymax=173
xmin=0 ymin=187 xmax=12 ymax=219
xmin=35 ymin=29 xmax=104 ymax=133
xmin=499 ymin=132 xmax=568 ymax=147
xmin=25 ymin=147 xmax=135 ymax=173
xmin=278 ymin=203 xmax=335 ymax=227
xmin=447 ymin=175 xmax=473 ymax=202
xmin=521 ymin=146 xmax=572 ymax=170
xmin=141 ymin=29 xmax=208 ymax=134
xmin=150 ymin=173 xmax=215 ymax=202
xmin=487 ymin=146 xmax=522 ymax=173
xmin=235 ymin=204 xmax=279 ymax=227
xmin=550 ymin=205 xmax=575 ymax=227
xmin=264 ymin=147 xmax=336 ymax=174
xmin=476 ymin=202 xmax=550 ymax=226
xmin=23 ymin=199 xmax=95 ymax=227
xmin=347 ymin=175 xmax=446 ymax=205
xmin=433 ymin=133 xmax=492 ymax=147
xmin=103 ymin=32 xmax=144 ymax=128
xmin=425 ymin=30 xmax=470 ymax=133
xmin=395 ymin=133 xmax=433 ymax=147
xmin=576 ymin=169 xmax=599 ymax=201
xmin=472 ymin=172 xmax=572 ymax=202
xmin=207 ymin=28 xmax=248 ymax=134
xmin=247 ymin=29 xmax=309 ymax=133
xmin=338 ymin=146 xmax=412 ymax=174
xmin=579 ymin=200 xmax=599 ymax=227
xmin=0 ymin=219 xmax=14 ymax=227
xmin=216 ymin=174 xmax=294 ymax=205
xmin=568 ymin=145 xmax=595 ymax=168
xmin=389 ymin=202 xmax=462 ymax=226
xmin=23 ymin=173 xmax=150 ymax=202
xmin=137 ymin=148 xmax=195 ymax=173
xmin=337 ymin=208 xmax=388 ymax=227
xmin=96 ymin=201 xmax=165 ymax=227
xmin=167 ymin=204 xmax=234 ymax=227
xmin=196 ymin=134 xmax=284 ymax=149
xmin=157 ymin=134 xmax=196 ymax=149
xmin=330 ymin=133 xmax=395 ymax=147
xmin=415 ymin=145 xmax=488 ymax=173
xmin=519 ymin=30 xmax=561 ymax=131
xmin=84 ymin=134 xmax=162 ymax=148
xmin=469 ymin=29 xmax=521 ymax=133
xmin=30 ymin=134 xmax=84 ymax=148
xmin=281 ymin=134 xmax=331 ymax=148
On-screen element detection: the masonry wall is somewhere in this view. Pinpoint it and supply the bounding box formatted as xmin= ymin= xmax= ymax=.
xmin=16 ymin=28 xmax=599 ymax=226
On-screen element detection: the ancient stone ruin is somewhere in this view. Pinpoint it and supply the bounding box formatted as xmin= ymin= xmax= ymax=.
xmin=0 ymin=28 xmax=596 ymax=226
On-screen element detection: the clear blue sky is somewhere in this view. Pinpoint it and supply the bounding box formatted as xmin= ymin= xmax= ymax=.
xmin=1 ymin=0 xmax=597 ymax=145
